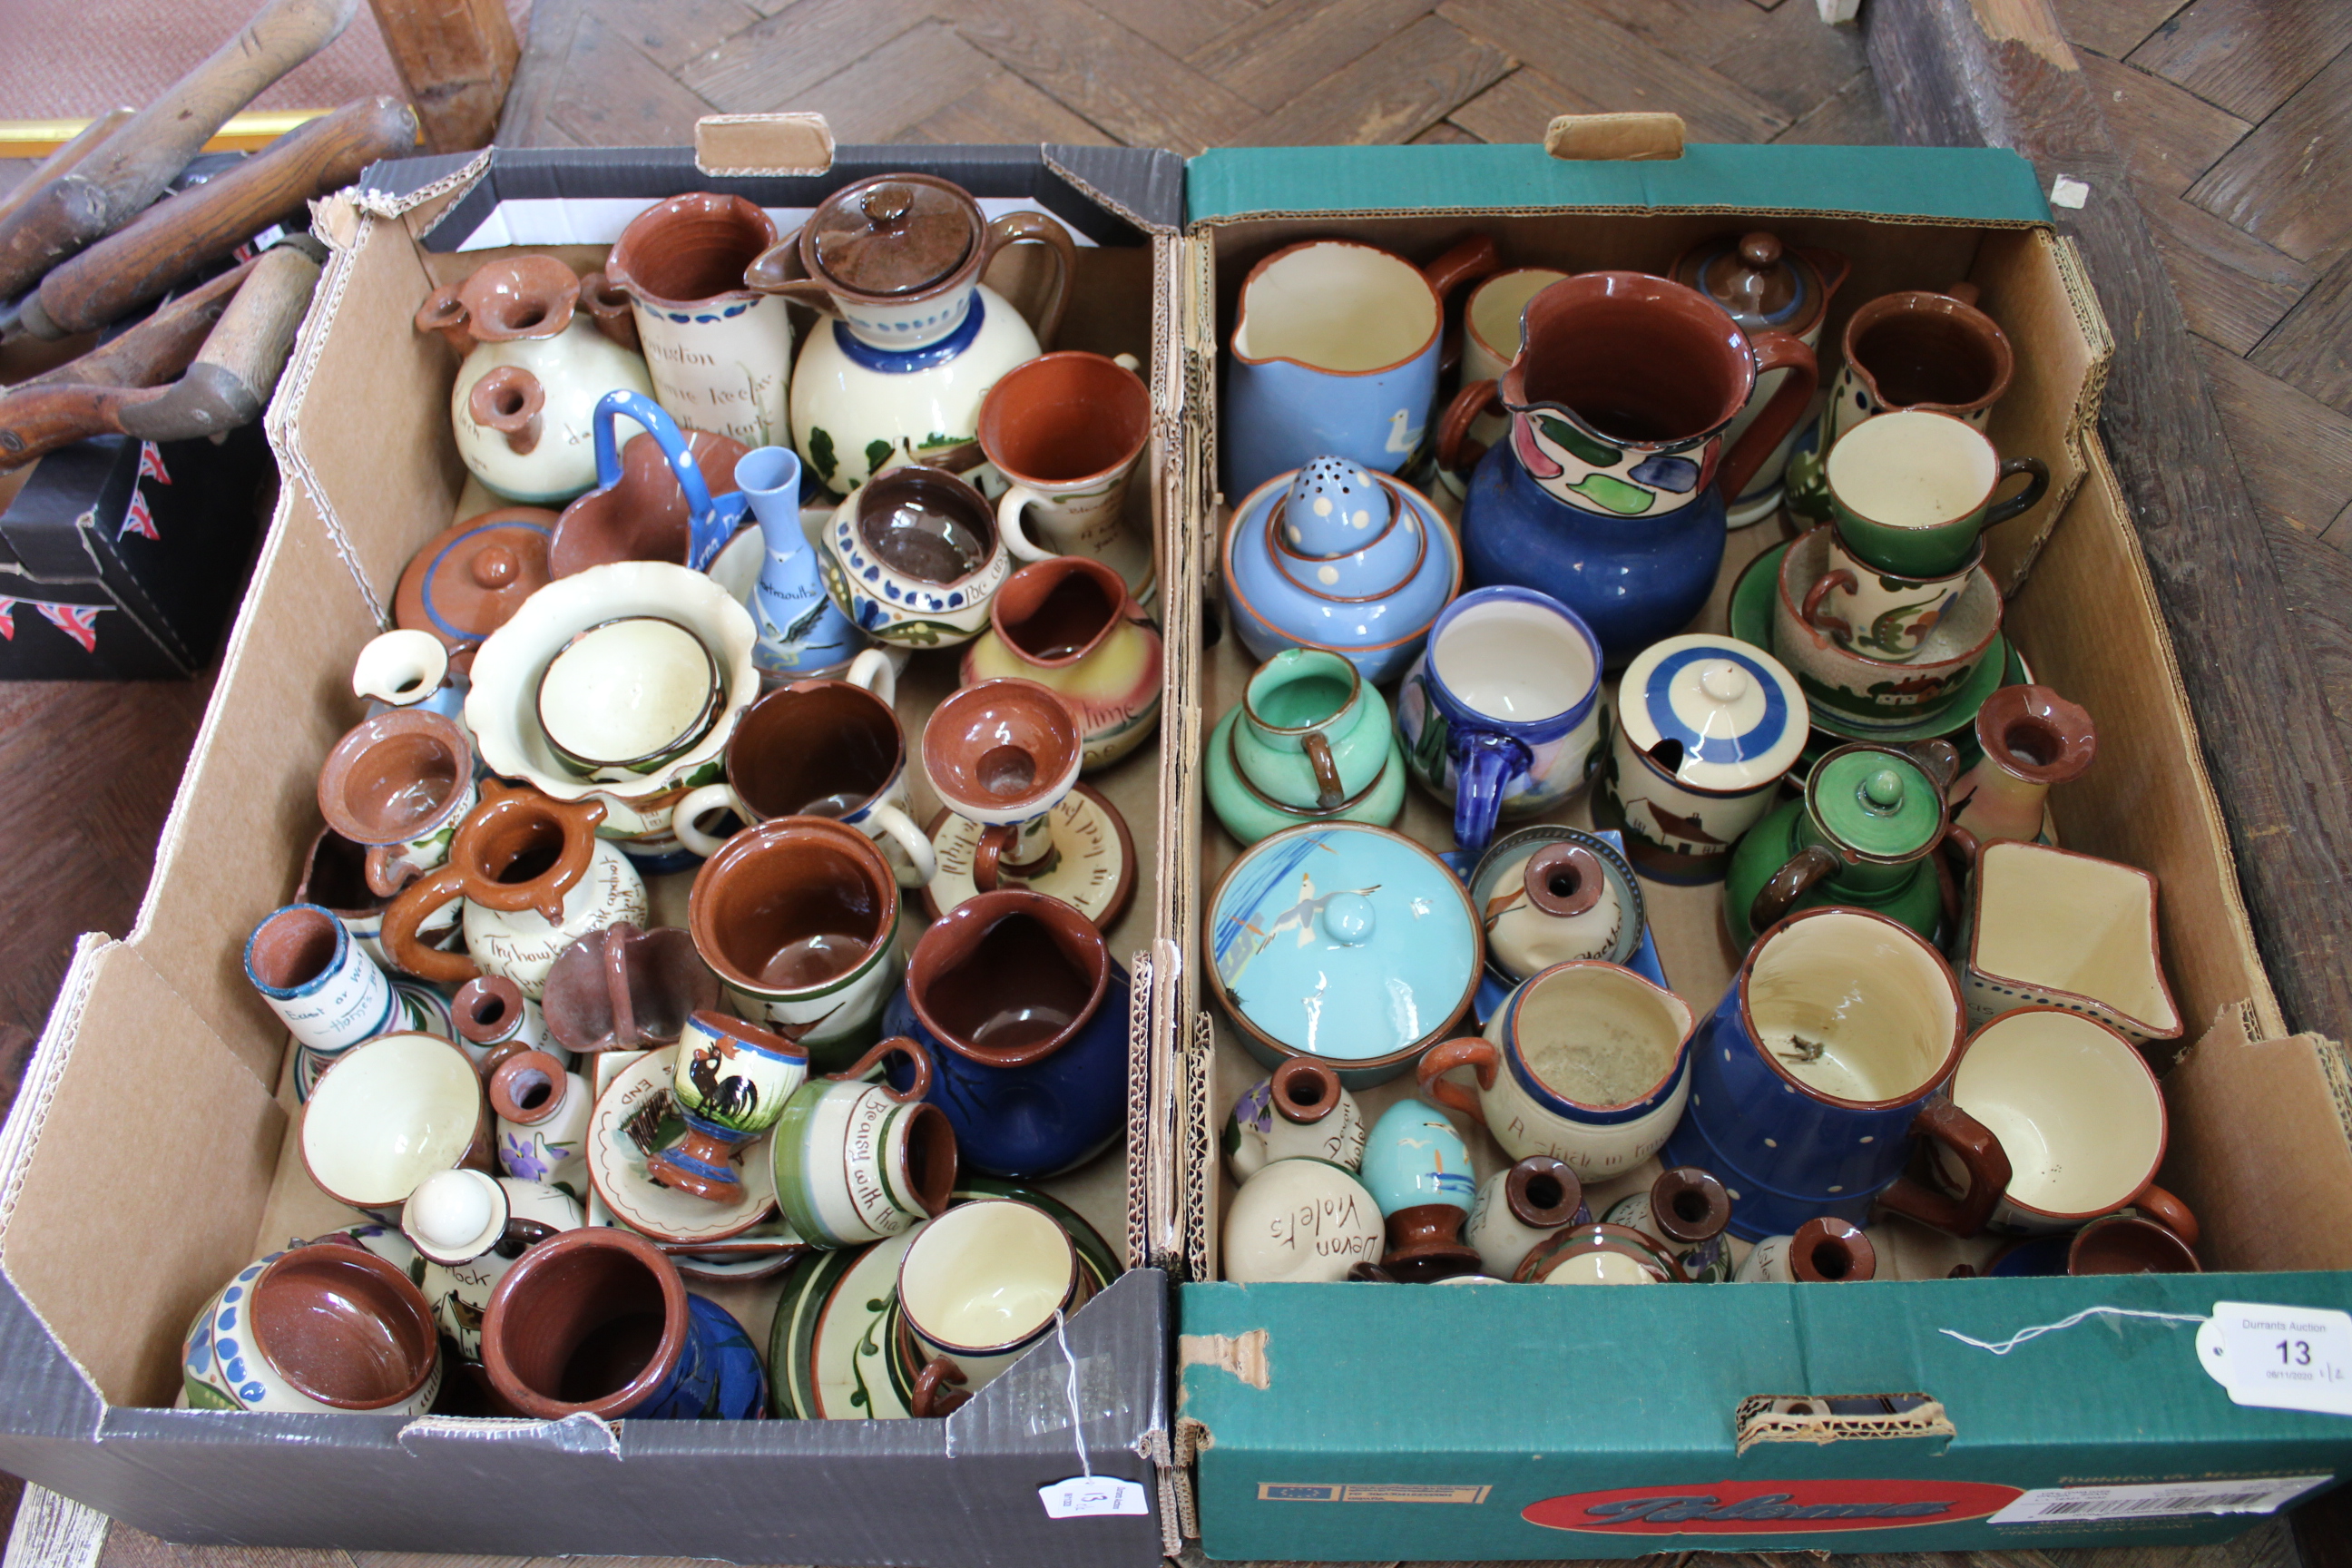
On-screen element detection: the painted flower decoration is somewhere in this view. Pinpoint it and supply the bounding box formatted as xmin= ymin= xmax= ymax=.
xmin=501 ymin=1132 xmax=551 ymax=1183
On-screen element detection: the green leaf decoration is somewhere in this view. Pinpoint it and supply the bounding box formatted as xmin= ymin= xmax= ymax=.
xmin=1564 ymin=473 xmax=1656 ymax=514
xmin=807 ymin=426 xmax=838 ymax=484
xmin=864 ymin=438 xmax=895 ymax=476
xmin=1536 ymin=414 xmax=1622 ymax=468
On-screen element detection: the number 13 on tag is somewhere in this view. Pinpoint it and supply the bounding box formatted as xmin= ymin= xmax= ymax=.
xmin=2200 ymin=1303 xmax=2352 ymax=1417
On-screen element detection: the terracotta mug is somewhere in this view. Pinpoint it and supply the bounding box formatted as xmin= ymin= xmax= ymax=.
xmin=919 ymin=677 xmax=1083 ymax=896
xmin=897 ymin=1198 xmax=1093 ymax=1417
xmin=770 ymin=1033 xmax=956 ymax=1249
xmin=1825 ymin=281 xmax=2014 ymax=447
xmin=978 ymin=350 xmax=1156 ymax=603
xmin=317 ymin=709 xmax=480 ymax=897
xmin=670 ymin=647 xmax=934 ymax=881
xmin=685 ymin=814 xmax=905 ymax=1071
xmin=180 ymin=1240 xmax=442 ymax=1414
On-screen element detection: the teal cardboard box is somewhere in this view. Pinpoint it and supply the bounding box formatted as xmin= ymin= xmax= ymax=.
xmin=1161 ymin=138 xmax=2352 ymax=1559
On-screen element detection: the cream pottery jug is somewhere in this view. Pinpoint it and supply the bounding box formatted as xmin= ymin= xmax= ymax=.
xmin=749 ymin=172 xmax=1074 ymax=494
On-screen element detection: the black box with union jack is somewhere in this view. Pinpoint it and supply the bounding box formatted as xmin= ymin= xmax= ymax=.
xmin=0 ymin=420 xmax=272 ymax=679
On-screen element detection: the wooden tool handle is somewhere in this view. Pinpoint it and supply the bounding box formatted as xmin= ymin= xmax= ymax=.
xmin=12 ymin=259 xmax=254 ymax=391
xmin=24 ymin=97 xmax=412 ymax=339
xmin=0 ymin=383 xmax=167 ymax=468
xmin=0 ymin=109 xmax=134 ymax=232
xmin=0 ymin=0 xmax=358 ymax=294
xmin=119 ymin=242 xmax=322 ymax=439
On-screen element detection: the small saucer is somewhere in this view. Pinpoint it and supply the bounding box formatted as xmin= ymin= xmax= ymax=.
xmin=1730 ymin=542 xmax=2014 ymax=745
xmin=583 ymin=1046 xmax=781 ymax=1245
xmin=920 ymin=782 xmax=1137 ymax=929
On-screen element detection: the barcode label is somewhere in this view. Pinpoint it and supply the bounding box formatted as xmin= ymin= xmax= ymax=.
xmin=1990 ymin=1475 xmax=2332 ymax=1525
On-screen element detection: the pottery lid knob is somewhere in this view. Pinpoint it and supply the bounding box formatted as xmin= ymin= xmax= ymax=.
xmin=1279 ymin=457 xmax=1396 ymax=562
xmin=1861 ymin=769 xmax=1906 ymax=809
xmin=1320 ymin=891 xmax=1377 ymax=946
xmin=1698 ymin=662 xmax=1749 ymax=703
xmin=471 ymin=544 xmax=518 ymax=589
xmin=402 ymin=1167 xmax=508 ymax=1262
xmin=866 ymin=182 xmax=915 ymax=225
xmin=812 ymin=174 xmax=980 ymax=298
xmin=1739 ymin=232 xmax=1782 ymax=267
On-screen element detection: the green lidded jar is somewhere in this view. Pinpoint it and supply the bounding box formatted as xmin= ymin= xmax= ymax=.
xmin=1721 ymin=739 xmax=1958 ymax=951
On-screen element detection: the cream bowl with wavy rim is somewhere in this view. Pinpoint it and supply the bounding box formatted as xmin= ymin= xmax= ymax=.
xmin=301 ymin=1032 xmax=487 ymax=1216
xmin=466 ymin=561 xmax=759 ymax=859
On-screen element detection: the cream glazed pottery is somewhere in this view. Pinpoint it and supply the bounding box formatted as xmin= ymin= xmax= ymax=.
xmin=749 ymin=172 xmax=1076 ymax=495
xmin=1601 ymin=1166 xmax=1736 ymax=1283
xmin=301 ymin=1032 xmax=492 ymax=1220
xmin=1953 ymin=839 xmax=2181 ymax=1044
xmin=1464 ymin=1156 xmax=1587 ymax=1280
xmin=1735 ymin=1216 xmax=1877 ymax=1282
xmin=489 ymin=1049 xmax=593 ymax=1199
xmin=1221 ymin=1058 xmax=1367 ymax=1182
xmin=181 ymin=1239 xmax=442 ymax=1413
xmin=896 ymin=1198 xmax=1093 ymax=1416
xmin=378 ymin=783 xmax=650 ymax=999
xmin=1949 ymin=683 xmax=2095 ymax=846
xmin=465 ymin=560 xmax=759 ymax=870
xmin=771 ymin=1035 xmax=956 ymax=1249
xmin=820 ymin=464 xmax=1013 ymax=648
xmin=1416 ymin=960 xmax=1695 ymax=1181
xmin=1471 ymin=828 xmax=1645 ymax=982
xmin=1222 ymin=1156 xmax=1385 ymax=1284
xmin=416 ymin=255 xmax=655 ymax=505
xmin=598 ymin=192 xmax=793 ymax=449
xmin=959 ymin=554 xmax=1163 ymax=769
xmin=1592 ymin=633 xmax=1808 ymax=886
xmin=401 ymin=1169 xmax=584 ymax=1361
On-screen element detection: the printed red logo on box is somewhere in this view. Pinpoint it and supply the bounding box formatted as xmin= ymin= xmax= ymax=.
xmin=1524 ymin=1479 xmax=2024 ymax=1534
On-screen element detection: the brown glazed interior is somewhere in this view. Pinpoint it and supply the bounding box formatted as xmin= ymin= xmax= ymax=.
xmin=1269 ymin=1057 xmax=1341 ymax=1124
xmin=295 ymin=828 xmax=380 ymax=916
xmin=977 ymin=351 xmax=1152 ymax=485
xmin=455 ymin=975 xmax=526 ymax=1045
xmin=547 ymin=427 xmax=750 ymax=578
xmin=318 ymin=710 xmax=468 ymax=843
xmin=450 ymin=784 xmax=602 ymax=918
xmin=1649 ymin=1167 xmax=1732 ymax=1243
xmin=1504 ymin=1156 xmax=1583 ymax=1230
xmin=902 ymin=1101 xmax=961 ymax=1216
xmin=726 ymin=681 xmax=901 ymax=821
xmin=1789 ymin=1216 xmax=1877 ymax=1281
xmin=542 ymin=922 xmax=720 ymax=1054
xmin=482 ymin=1229 xmax=685 ymax=1418
xmin=1845 ymin=289 xmax=2013 ymax=412
xmin=606 ymin=192 xmax=779 ymax=308
xmin=250 ymin=1244 xmax=438 ymax=1409
xmin=1506 ymin=271 xmax=1752 ymax=444
xmin=1522 ymin=843 xmax=1605 ymax=918
xmin=1975 ymin=682 xmax=2098 ymax=785
xmin=855 ymin=467 xmax=999 ymax=586
xmin=689 ymin=818 xmax=897 ymax=995
xmin=249 ymin=906 xmax=343 ymax=990
xmin=2069 ymin=1214 xmax=2200 ymax=1275
xmin=457 ymin=255 xmax=580 ymax=342
xmin=921 ymin=679 xmax=1083 ymax=815
xmin=489 ymin=1050 xmax=571 ymax=1125
xmin=989 ymin=556 xmax=1124 ymax=668
xmin=907 ymin=888 xmax=1108 ymax=1066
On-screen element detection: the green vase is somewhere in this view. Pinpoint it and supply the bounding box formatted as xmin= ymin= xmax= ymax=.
xmin=1721 ymin=740 xmax=1957 ymax=951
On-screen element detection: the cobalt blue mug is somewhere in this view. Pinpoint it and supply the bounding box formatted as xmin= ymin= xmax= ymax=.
xmin=1661 ymin=906 xmax=2010 ymax=1241
xmin=1394 ymin=586 xmax=1603 ymax=855
xmin=884 ymin=887 xmax=1131 ymax=1179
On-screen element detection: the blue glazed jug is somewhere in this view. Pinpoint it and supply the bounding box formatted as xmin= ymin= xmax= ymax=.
xmin=1437 ymin=271 xmax=1817 ymax=663
xmin=883 ymin=888 xmax=1130 ymax=1179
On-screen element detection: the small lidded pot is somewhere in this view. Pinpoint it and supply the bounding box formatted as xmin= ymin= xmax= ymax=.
xmin=1357 ymin=1100 xmax=1481 ymax=1282
xmin=1222 ymin=1157 xmax=1385 ymax=1284
xmin=1222 ymin=1058 xmax=1367 ymax=1182
xmin=1721 ymin=740 xmax=1959 ymax=952
xmin=1470 ymin=826 xmax=1644 ymax=984
xmin=1593 ymin=633 xmax=1808 ymax=886
xmin=1209 ymin=823 xmax=1482 ymax=1086
xmin=1207 ymin=647 xmax=1407 ymax=847
xmin=1602 ymin=1167 xmax=1736 ymax=1283
xmin=1464 ymin=1156 xmax=1587 ymax=1281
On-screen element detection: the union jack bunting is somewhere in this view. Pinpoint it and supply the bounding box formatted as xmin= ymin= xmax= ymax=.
xmin=137 ymin=442 xmax=172 ymax=485
xmin=121 ymin=486 xmax=159 ymax=541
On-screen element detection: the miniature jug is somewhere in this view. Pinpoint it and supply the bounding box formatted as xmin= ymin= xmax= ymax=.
xmin=1207 ymin=646 xmax=1407 ymax=846
xmin=378 ymin=782 xmax=651 ymax=997
xmin=959 ymin=554 xmax=1163 ymax=770
xmin=1949 ymin=683 xmax=2095 ymax=846
xmin=597 ymin=192 xmax=793 ymax=449
xmin=1221 ymin=1058 xmax=1367 ymax=1182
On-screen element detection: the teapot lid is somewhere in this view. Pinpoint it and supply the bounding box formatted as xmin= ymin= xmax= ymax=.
xmin=1674 ymin=231 xmax=1810 ymax=333
xmin=1620 ymin=634 xmax=1806 ymax=792
xmin=1210 ymin=824 xmax=1480 ymax=1070
xmin=809 ymin=175 xmax=977 ymax=298
xmin=397 ymin=509 xmax=555 ymax=653
xmin=1805 ymin=743 xmax=1946 ymax=862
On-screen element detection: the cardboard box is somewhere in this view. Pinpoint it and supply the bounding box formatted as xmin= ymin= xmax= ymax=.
xmin=1161 ymin=142 xmax=2352 ymax=1559
xmin=0 ymin=142 xmax=1187 ymax=1567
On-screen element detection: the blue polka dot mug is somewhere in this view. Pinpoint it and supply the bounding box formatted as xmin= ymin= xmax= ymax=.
xmin=1661 ymin=906 xmax=2012 ymax=1241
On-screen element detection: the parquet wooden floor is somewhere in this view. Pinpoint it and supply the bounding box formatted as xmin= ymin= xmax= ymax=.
xmin=3 ymin=2 xmax=2348 ymax=1567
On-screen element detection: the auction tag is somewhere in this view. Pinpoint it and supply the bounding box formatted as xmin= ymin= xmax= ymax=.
xmin=1039 ymin=1475 xmax=1150 ymax=1519
xmin=1991 ymin=1475 xmax=2331 ymax=1525
xmin=2199 ymin=1302 xmax=2352 ymax=1416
